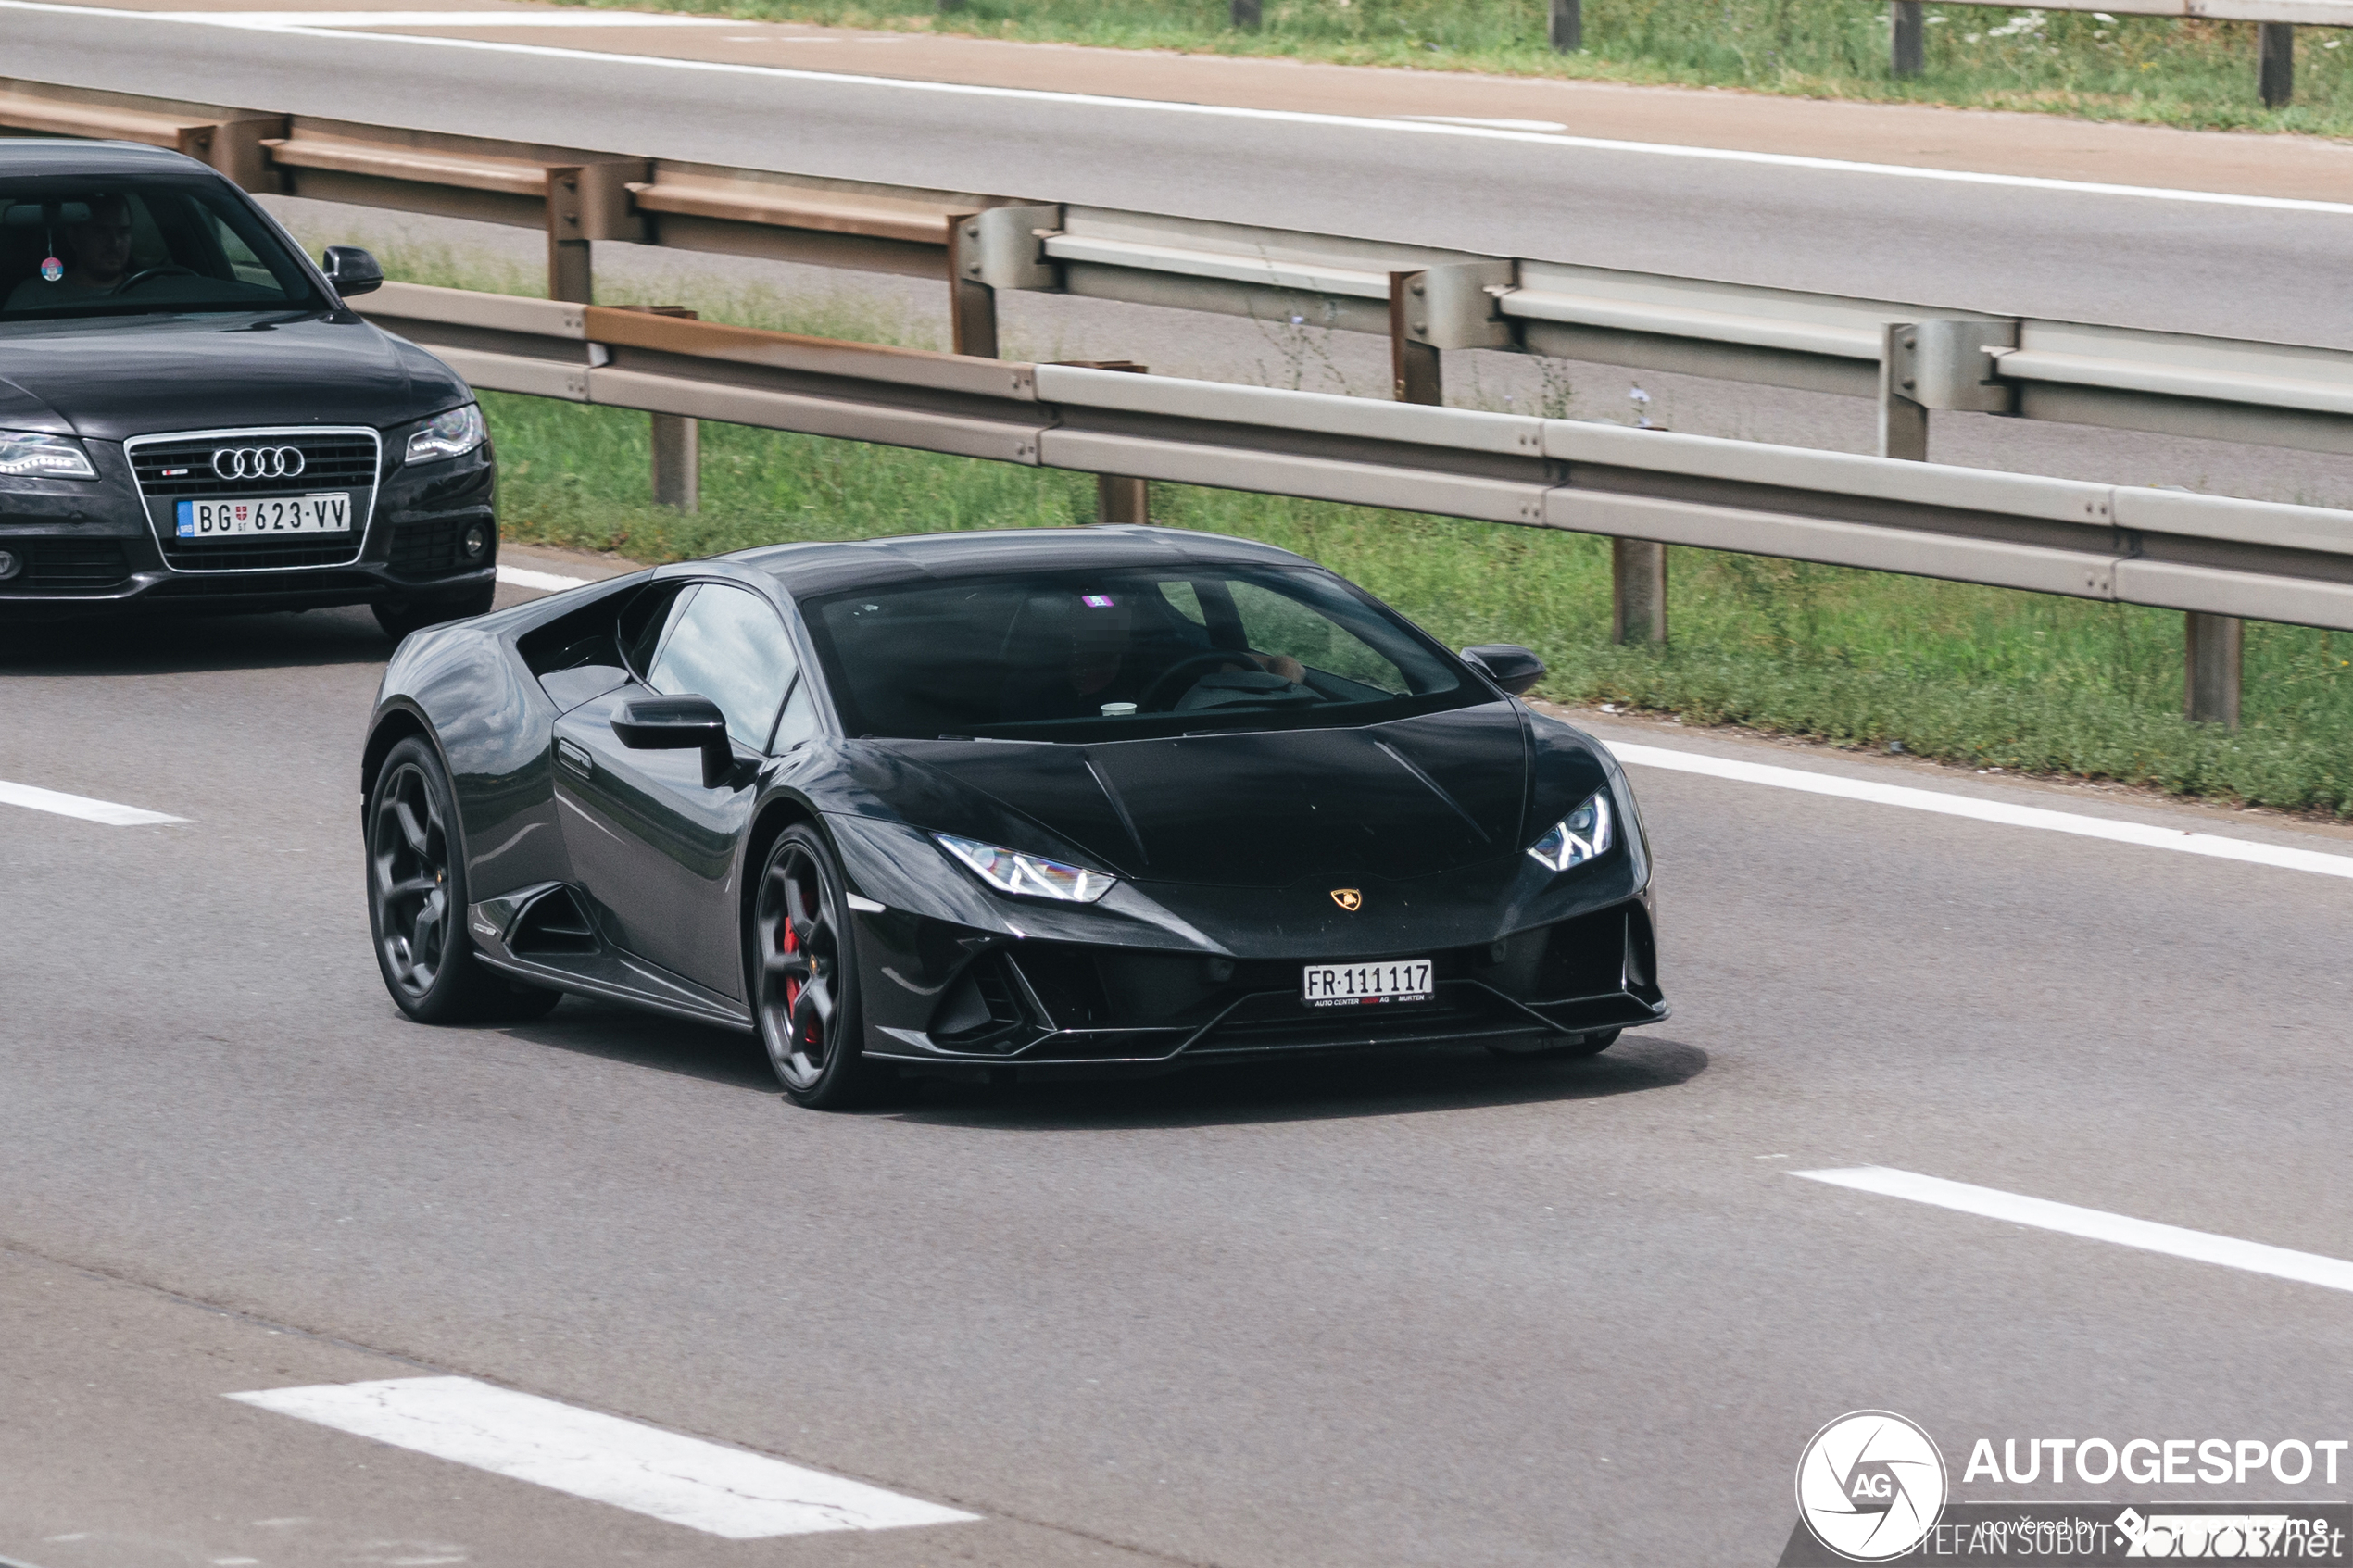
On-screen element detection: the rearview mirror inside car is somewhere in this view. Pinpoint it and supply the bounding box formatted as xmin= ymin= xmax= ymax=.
xmin=320 ymin=245 xmax=384 ymax=297
xmin=611 ymin=696 xmax=733 ymax=788
xmin=1459 ymin=644 xmax=1546 ymax=697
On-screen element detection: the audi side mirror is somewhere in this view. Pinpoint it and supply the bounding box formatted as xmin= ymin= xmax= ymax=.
xmin=612 ymin=696 xmax=733 ymax=788
xmin=1460 ymin=644 xmax=1546 ymax=697
xmin=320 ymin=245 xmax=384 ymax=297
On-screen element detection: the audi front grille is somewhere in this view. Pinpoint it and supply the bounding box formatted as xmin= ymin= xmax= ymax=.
xmin=125 ymin=426 xmax=384 ymax=573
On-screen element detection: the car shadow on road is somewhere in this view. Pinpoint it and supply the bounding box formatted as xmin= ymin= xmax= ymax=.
xmin=497 ymin=1000 xmax=1707 ymax=1125
xmin=884 ymin=1035 xmax=1709 ymax=1130
xmin=0 ymin=605 xmax=394 ymax=677
xmin=498 ymin=999 xmax=779 ymax=1091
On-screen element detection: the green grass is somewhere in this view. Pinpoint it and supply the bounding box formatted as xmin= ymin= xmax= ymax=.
xmin=295 ymin=221 xmax=2353 ymax=816
xmin=546 ymin=0 xmax=2353 ymax=138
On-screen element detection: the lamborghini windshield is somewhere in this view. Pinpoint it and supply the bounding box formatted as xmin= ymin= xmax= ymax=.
xmin=805 ymin=565 xmax=1478 ymax=742
xmin=0 ymin=180 xmax=324 ymax=322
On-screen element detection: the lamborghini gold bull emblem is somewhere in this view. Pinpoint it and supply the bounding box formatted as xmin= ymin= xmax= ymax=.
xmin=1330 ymin=888 xmax=1364 ymax=912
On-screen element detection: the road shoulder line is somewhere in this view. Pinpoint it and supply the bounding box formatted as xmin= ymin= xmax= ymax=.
xmin=1608 ymin=739 xmax=2353 ymax=880
xmin=1794 ymin=1166 xmax=2353 ymax=1295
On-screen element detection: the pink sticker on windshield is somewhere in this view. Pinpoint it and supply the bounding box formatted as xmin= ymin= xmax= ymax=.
xmin=1081 ymin=595 xmax=1115 ymax=608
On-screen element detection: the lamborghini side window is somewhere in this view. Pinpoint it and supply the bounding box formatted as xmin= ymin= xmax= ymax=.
xmin=646 ymin=583 xmax=798 ymax=752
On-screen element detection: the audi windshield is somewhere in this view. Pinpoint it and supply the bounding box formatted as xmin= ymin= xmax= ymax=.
xmin=1 ymin=179 xmax=326 ymax=324
xmin=801 ymin=564 xmax=1480 ymax=743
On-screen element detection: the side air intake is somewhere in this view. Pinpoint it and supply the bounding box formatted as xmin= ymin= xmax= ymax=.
xmin=509 ymin=886 xmax=598 ymax=956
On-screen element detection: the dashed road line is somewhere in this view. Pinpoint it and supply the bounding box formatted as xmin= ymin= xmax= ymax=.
xmin=227 ymin=1376 xmax=981 ymax=1539
xmin=1610 ymin=740 xmax=2353 ymax=881
xmin=1795 ymin=1167 xmax=2353 ymax=1296
xmin=0 ymin=780 xmax=185 ymax=826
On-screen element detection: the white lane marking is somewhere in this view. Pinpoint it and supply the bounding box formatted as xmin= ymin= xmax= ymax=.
xmin=0 ymin=779 xmax=185 ymax=826
xmin=6 ymin=0 xmax=2351 ymax=219
xmin=1393 ymin=115 xmax=1568 ymax=132
xmin=1609 ymin=739 xmax=2353 ymax=880
xmin=227 ymin=1376 xmax=980 ymax=1539
xmin=1795 ymin=1166 xmax=2353 ymax=1296
xmin=139 ymin=8 xmax=737 ymax=23
xmin=497 ymin=563 xmax=595 ymax=591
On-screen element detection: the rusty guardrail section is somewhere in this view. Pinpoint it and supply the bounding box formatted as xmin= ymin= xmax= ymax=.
xmin=357 ymin=281 xmax=2353 ymax=637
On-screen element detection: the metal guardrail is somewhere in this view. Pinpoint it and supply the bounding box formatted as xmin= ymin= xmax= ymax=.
xmin=7 ymin=74 xmax=2346 ymax=720
xmin=359 ymin=281 xmax=2353 ymax=638
xmin=6 ymin=76 xmax=2349 ymax=465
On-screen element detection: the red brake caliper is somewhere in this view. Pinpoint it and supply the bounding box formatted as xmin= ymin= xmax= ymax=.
xmin=780 ymin=920 xmax=801 ymax=1013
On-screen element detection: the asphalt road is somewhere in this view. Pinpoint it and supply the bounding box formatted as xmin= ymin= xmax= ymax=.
xmin=4 ymin=573 xmax=2352 ymax=1565
xmin=6 ymin=2 xmax=2353 ymax=347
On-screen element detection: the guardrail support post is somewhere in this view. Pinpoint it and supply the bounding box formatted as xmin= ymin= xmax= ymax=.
xmin=650 ymin=413 xmax=700 ymax=511
xmin=2184 ymin=612 xmax=2244 ymax=728
xmin=1389 ymin=264 xmax=1514 ymax=405
xmin=1612 ymin=540 xmax=1668 ymax=646
xmin=1891 ymin=2 xmax=1925 ymax=77
xmin=949 ymin=213 xmax=1002 ymax=358
xmin=609 ymin=307 xmax=703 ymax=510
xmin=1232 ymin=0 xmax=1263 ymax=28
xmin=1549 ymin=0 xmax=1581 ymax=52
xmin=1390 ymin=272 xmax=1444 ymax=406
xmin=2260 ymin=23 xmax=2295 ymax=107
xmin=1098 ymin=475 xmax=1150 ymax=526
xmin=1879 ymin=321 xmax=1930 ymax=460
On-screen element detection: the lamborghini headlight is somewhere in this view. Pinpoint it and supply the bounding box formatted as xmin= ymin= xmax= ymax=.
xmin=1527 ymin=790 xmax=1614 ymax=872
xmin=936 ymin=834 xmax=1117 ymax=903
xmin=405 ymin=403 xmax=485 ymax=464
xmin=0 ymin=430 xmax=95 ymax=479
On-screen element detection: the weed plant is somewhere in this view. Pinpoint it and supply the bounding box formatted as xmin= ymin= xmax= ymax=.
xmin=547 ymin=0 xmax=2353 ymax=137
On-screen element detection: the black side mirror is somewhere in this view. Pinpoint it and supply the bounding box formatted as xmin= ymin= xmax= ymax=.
xmin=1460 ymin=644 xmax=1546 ymax=697
xmin=320 ymin=245 xmax=384 ymax=298
xmin=612 ymin=696 xmax=734 ymax=787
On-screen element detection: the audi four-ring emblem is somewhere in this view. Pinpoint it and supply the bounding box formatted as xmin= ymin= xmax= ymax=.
xmin=211 ymin=445 xmax=306 ymax=480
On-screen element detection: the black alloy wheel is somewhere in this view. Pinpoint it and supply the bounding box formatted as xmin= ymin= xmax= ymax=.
xmin=1488 ymin=1028 xmax=1621 ymax=1060
xmin=753 ymin=825 xmax=885 ymax=1108
xmin=367 ymin=735 xmax=560 ymax=1024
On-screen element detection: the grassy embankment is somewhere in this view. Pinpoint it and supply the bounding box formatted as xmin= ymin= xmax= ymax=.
xmin=320 ymin=233 xmax=2353 ymax=816
xmin=548 ymin=0 xmax=2353 ymax=137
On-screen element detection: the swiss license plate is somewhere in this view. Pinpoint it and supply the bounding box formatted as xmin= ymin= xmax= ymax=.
xmin=1302 ymin=958 xmax=1433 ymax=1008
xmin=175 ymin=493 xmax=350 ymax=539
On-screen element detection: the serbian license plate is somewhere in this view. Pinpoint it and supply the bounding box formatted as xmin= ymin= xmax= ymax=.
xmin=175 ymin=493 xmax=350 ymax=539
xmin=1302 ymin=959 xmax=1434 ymax=1008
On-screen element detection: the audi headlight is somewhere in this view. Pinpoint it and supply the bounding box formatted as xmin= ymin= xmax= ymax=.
xmin=405 ymin=404 xmax=485 ymax=464
xmin=0 ymin=430 xmax=95 ymax=480
xmin=1527 ymin=790 xmax=1614 ymax=872
xmin=936 ymin=834 xmax=1116 ymax=904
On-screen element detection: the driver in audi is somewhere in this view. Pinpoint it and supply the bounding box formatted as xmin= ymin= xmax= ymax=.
xmin=6 ymin=194 xmax=135 ymax=309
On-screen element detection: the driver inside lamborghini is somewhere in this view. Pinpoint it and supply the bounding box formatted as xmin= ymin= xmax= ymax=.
xmin=1001 ymin=589 xmax=1307 ymax=721
xmin=4 ymin=194 xmax=133 ymax=308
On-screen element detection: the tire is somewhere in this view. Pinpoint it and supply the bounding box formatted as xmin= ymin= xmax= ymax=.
xmin=368 ymin=734 xmax=558 ymax=1024
xmin=1488 ymin=1028 xmax=1621 ymax=1061
xmin=374 ymin=580 xmax=497 ymax=644
xmin=752 ymin=824 xmax=887 ymax=1109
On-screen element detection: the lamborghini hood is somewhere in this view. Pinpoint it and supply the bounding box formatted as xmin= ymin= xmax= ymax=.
xmin=854 ymin=703 xmax=1537 ymax=888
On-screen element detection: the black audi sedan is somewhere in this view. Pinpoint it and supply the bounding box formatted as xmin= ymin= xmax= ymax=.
xmin=0 ymin=139 xmax=495 ymax=636
xmin=363 ymin=526 xmax=1667 ymax=1109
